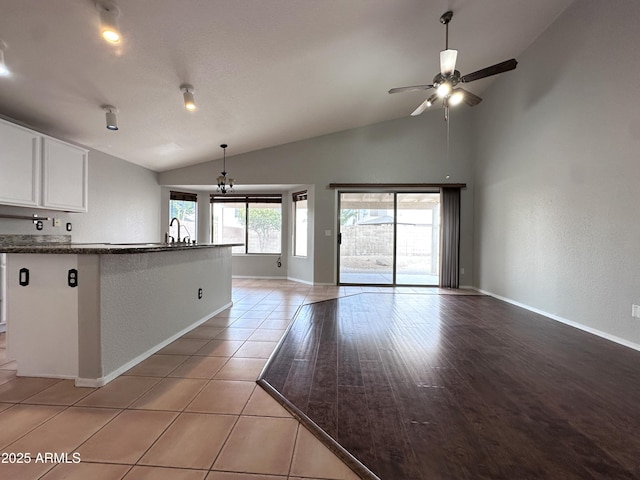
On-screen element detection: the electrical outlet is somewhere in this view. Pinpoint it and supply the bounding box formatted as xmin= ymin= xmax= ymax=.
xmin=198 ymin=288 xmax=203 ymax=299
xmin=632 ymin=304 xmax=640 ymax=318
xmin=460 ymin=267 xmax=465 ymax=275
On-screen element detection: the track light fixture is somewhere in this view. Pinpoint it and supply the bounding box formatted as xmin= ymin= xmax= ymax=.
xmin=216 ymin=144 xmax=234 ymax=194
xmin=96 ymin=1 xmax=121 ymax=44
xmin=180 ymin=84 xmax=197 ymax=111
xmin=0 ymin=41 xmax=9 ymax=77
xmin=102 ymin=105 xmax=119 ymax=130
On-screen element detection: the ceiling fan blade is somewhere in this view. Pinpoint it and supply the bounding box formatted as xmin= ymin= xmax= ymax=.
xmin=388 ymin=84 xmax=434 ymax=94
xmin=456 ymin=88 xmax=483 ymax=106
xmin=440 ymin=49 xmax=458 ymax=76
xmin=411 ymin=99 xmax=432 ymax=116
xmin=460 ymin=58 xmax=518 ymax=83
xmin=410 ymin=93 xmax=439 ymax=116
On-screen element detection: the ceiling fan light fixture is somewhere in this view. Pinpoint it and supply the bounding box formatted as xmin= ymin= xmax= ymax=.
xmin=437 ymin=82 xmax=452 ymax=98
xmin=440 ymin=49 xmax=458 ymax=76
xmin=0 ymin=48 xmax=9 ymax=77
xmin=102 ymin=105 xmax=119 ymax=131
xmin=97 ymin=1 xmax=121 ymax=44
xmin=180 ymin=84 xmax=197 ymax=111
xmin=449 ymin=90 xmax=464 ymax=106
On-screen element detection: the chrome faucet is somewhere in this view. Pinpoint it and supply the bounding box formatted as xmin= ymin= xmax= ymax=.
xmin=169 ymin=217 xmax=182 ymax=243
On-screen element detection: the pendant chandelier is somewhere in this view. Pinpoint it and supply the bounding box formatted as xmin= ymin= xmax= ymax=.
xmin=216 ymin=144 xmax=234 ymax=194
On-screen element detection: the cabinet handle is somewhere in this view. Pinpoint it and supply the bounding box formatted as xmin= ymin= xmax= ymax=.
xmin=19 ymin=268 xmax=30 ymax=286
xmin=68 ymin=269 xmax=78 ymax=288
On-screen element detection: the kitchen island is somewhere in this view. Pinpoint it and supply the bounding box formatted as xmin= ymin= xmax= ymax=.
xmin=1 ymin=242 xmax=240 ymax=386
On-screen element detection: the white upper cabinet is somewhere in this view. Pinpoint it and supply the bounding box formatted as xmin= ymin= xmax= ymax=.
xmin=0 ymin=118 xmax=88 ymax=212
xmin=42 ymin=137 xmax=88 ymax=212
xmin=0 ymin=119 xmax=41 ymax=207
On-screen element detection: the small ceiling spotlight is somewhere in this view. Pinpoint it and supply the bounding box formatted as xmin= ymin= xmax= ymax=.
xmin=0 ymin=41 xmax=9 ymax=77
xmin=96 ymin=1 xmax=121 ymax=44
xmin=102 ymin=105 xmax=119 ymax=130
xmin=180 ymin=84 xmax=197 ymax=111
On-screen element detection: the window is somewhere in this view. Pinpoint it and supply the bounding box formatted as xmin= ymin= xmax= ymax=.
xmin=169 ymin=191 xmax=197 ymax=241
xmin=292 ymin=190 xmax=308 ymax=257
xmin=211 ymin=195 xmax=282 ymax=254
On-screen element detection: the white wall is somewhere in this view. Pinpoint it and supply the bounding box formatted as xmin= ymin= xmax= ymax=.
xmin=472 ymin=0 xmax=640 ymax=347
xmin=95 ymin=247 xmax=232 ymax=382
xmin=0 ymin=149 xmax=161 ymax=242
xmin=160 ymin=112 xmax=475 ymax=285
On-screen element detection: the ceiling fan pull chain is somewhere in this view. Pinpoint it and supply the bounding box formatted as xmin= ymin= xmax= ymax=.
xmin=446 ymin=107 xmax=450 ymax=163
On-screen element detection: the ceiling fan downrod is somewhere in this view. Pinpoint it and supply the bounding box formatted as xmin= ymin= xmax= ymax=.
xmin=440 ymin=11 xmax=453 ymax=50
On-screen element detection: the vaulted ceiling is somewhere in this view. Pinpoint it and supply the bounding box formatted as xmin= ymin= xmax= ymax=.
xmin=0 ymin=0 xmax=573 ymax=172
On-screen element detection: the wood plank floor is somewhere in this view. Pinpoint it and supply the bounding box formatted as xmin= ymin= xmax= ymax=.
xmin=258 ymin=293 xmax=640 ymax=480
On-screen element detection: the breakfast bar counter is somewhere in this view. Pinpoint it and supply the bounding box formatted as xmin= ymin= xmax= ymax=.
xmin=0 ymin=241 xmax=229 ymax=254
xmin=1 ymin=242 xmax=241 ymax=386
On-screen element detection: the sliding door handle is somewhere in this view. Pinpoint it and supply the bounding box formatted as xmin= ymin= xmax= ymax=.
xmin=19 ymin=268 xmax=30 ymax=286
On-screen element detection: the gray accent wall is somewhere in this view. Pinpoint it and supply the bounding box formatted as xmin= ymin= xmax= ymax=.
xmin=0 ymin=149 xmax=161 ymax=243
xmin=160 ymin=112 xmax=475 ymax=285
xmin=472 ymin=0 xmax=640 ymax=347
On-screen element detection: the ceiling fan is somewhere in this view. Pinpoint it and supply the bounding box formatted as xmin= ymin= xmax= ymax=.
xmin=389 ymin=10 xmax=518 ymax=119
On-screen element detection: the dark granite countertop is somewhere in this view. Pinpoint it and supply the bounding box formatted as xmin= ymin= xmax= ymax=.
xmin=0 ymin=242 xmax=243 ymax=254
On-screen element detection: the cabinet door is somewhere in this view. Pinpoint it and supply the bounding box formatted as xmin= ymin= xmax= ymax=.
xmin=42 ymin=137 xmax=88 ymax=212
xmin=6 ymin=254 xmax=79 ymax=378
xmin=0 ymin=119 xmax=41 ymax=207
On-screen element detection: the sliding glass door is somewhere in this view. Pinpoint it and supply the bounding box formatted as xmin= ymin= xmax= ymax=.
xmin=338 ymin=193 xmax=394 ymax=284
xmin=396 ymin=193 xmax=440 ymax=285
xmin=338 ymin=192 xmax=440 ymax=286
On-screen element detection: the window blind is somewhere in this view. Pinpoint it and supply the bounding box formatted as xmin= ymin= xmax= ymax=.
xmin=170 ymin=191 xmax=197 ymax=202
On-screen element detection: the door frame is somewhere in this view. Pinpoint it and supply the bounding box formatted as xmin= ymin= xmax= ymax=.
xmin=337 ymin=189 xmax=441 ymax=287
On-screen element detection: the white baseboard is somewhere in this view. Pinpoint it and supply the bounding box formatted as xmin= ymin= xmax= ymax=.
xmin=76 ymin=301 xmax=233 ymax=388
xmin=477 ymin=288 xmax=640 ymax=353
xmin=232 ymin=275 xmax=287 ymax=280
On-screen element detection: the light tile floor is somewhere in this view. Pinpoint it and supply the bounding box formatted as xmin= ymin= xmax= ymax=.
xmin=0 ymin=279 xmax=474 ymax=480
